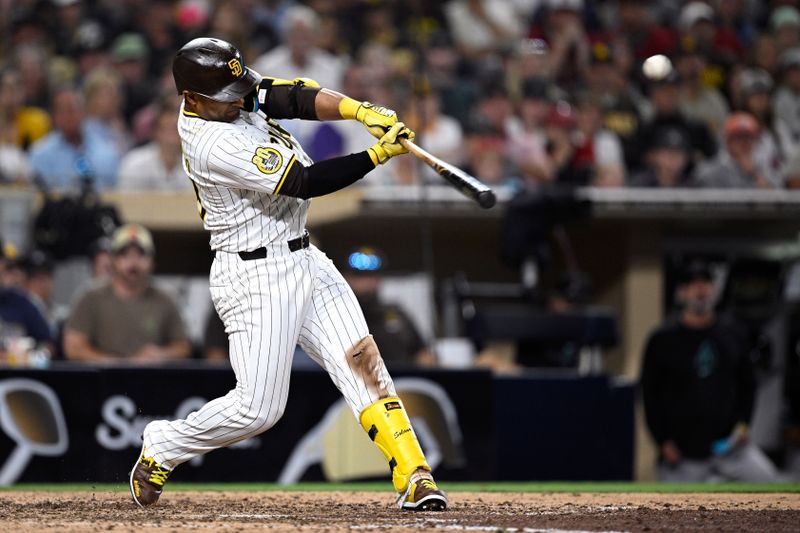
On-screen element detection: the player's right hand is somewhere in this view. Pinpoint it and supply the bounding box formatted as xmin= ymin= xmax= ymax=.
xmin=368 ymin=122 xmax=415 ymax=165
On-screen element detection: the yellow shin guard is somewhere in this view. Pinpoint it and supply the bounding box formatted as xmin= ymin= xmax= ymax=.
xmin=360 ymin=397 xmax=431 ymax=493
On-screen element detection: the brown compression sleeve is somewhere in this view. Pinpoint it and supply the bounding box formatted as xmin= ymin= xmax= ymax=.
xmin=277 ymin=152 xmax=375 ymax=199
xmin=262 ymin=79 xmax=320 ymax=120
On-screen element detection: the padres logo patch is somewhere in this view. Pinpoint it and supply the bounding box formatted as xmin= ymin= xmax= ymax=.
xmin=227 ymin=58 xmax=243 ymax=77
xmin=252 ymin=147 xmax=283 ymax=174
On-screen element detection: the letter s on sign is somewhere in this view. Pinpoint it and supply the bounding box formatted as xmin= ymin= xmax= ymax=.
xmin=95 ymin=395 xmax=136 ymax=450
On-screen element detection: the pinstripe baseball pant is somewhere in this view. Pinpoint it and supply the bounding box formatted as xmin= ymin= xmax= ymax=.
xmin=143 ymin=243 xmax=396 ymax=469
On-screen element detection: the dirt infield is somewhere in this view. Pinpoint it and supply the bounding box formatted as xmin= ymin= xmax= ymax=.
xmin=0 ymin=490 xmax=798 ymax=532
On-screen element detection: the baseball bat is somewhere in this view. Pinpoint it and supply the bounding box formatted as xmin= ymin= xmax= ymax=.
xmin=399 ymin=138 xmax=497 ymax=209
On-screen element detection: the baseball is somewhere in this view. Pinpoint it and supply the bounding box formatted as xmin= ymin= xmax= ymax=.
xmin=642 ymin=54 xmax=672 ymax=80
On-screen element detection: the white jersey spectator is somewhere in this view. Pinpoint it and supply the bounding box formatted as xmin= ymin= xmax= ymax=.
xmin=118 ymin=102 xmax=189 ymax=191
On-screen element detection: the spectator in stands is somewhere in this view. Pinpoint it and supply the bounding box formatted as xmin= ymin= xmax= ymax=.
xmin=443 ymin=0 xmax=525 ymax=59
xmin=110 ymin=33 xmax=155 ymax=127
xmin=404 ymin=83 xmax=465 ymax=184
xmin=252 ymin=5 xmax=345 ymax=91
xmin=83 ymin=68 xmax=131 ymax=154
xmin=773 ymin=47 xmax=800 ymax=159
xmin=0 ymin=142 xmax=33 ymax=185
xmin=543 ymin=100 xmax=579 ymax=185
xmin=508 ymin=77 xmax=552 ymax=187
xmin=571 ymin=91 xmax=626 ymax=187
xmin=118 ymin=99 xmax=189 ymax=191
xmin=506 ymin=39 xmax=552 ymax=100
xmin=13 ymin=44 xmax=50 ymax=108
xmin=674 ymin=38 xmax=730 ymax=138
xmin=342 ymin=246 xmax=434 ymax=368
xmin=641 ymin=261 xmax=780 ymax=482
xmin=635 ymin=64 xmax=717 ymax=172
xmin=733 ymin=69 xmax=783 ymax=186
xmin=629 ymin=127 xmax=693 ymax=188
xmin=28 ymin=87 xmax=121 ymax=192
xmin=694 ymin=112 xmax=777 ymax=188
xmin=63 ymin=224 xmax=191 ymax=363
xmin=771 ymin=6 xmax=800 ymax=54
xmin=583 ymin=41 xmax=648 ymax=164
xmin=0 ymin=67 xmax=51 ymax=150
xmin=0 ymin=240 xmax=52 ymax=356
xmin=531 ymin=0 xmax=590 ymax=87
xmin=751 ymin=34 xmax=780 ymax=79
xmin=19 ymin=250 xmax=64 ymax=335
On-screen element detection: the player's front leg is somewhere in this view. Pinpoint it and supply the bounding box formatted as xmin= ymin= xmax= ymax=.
xmin=347 ymin=336 xmax=448 ymax=511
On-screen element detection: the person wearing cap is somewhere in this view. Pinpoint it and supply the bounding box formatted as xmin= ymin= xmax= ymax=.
xmin=110 ymin=33 xmax=155 ymax=125
xmin=342 ymin=247 xmax=433 ymax=368
xmin=734 ymin=69 xmax=783 ymax=186
xmin=773 ymin=47 xmax=800 ymax=158
xmin=635 ymin=56 xmax=717 ymax=171
xmin=693 ymin=112 xmax=777 ymax=188
xmin=507 ymin=77 xmax=553 ymax=186
xmin=771 ymin=6 xmax=800 ymax=53
xmin=629 ymin=126 xmax=692 ymax=187
xmin=0 ymin=240 xmax=53 ymax=361
xmin=63 ymin=224 xmax=190 ymax=363
xmin=19 ymin=249 xmax=65 ymax=337
xmin=673 ymin=34 xmax=730 ymax=139
xmin=641 ymin=261 xmax=780 ymax=482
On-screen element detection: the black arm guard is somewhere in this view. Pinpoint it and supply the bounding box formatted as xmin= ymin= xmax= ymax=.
xmin=248 ymin=78 xmax=320 ymax=120
xmin=278 ymin=152 xmax=375 ymax=199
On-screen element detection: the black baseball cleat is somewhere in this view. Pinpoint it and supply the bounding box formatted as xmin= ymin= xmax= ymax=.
xmin=397 ymin=470 xmax=448 ymax=511
xmin=129 ymin=447 xmax=172 ymax=507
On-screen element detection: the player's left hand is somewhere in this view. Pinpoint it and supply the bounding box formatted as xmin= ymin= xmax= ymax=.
xmin=368 ymin=122 xmax=415 ymax=165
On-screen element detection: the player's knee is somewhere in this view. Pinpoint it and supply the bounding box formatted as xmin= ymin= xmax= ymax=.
xmin=346 ymin=335 xmax=396 ymax=399
xmin=238 ymin=403 xmax=285 ymax=435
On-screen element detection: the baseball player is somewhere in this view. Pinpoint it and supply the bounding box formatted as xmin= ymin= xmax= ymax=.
xmin=129 ymin=37 xmax=447 ymax=512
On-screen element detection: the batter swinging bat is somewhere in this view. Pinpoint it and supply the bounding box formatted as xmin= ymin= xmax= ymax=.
xmin=399 ymin=138 xmax=497 ymax=209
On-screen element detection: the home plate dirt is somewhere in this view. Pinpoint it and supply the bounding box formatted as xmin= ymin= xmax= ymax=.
xmin=0 ymin=491 xmax=798 ymax=532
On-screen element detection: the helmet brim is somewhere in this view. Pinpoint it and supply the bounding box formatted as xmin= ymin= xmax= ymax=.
xmin=199 ymin=67 xmax=260 ymax=102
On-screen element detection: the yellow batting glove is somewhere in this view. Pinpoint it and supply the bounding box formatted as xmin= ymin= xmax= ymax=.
xmin=339 ymin=97 xmax=398 ymax=139
xmin=367 ymin=122 xmax=415 ymax=165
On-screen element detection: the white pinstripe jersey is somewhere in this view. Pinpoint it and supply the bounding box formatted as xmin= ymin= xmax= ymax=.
xmin=178 ymin=101 xmax=314 ymax=252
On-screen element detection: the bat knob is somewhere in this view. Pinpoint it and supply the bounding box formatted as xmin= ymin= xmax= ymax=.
xmin=477 ymin=190 xmax=496 ymax=209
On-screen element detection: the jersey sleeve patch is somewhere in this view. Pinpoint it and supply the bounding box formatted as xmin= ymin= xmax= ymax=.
xmin=252 ymin=147 xmax=283 ymax=174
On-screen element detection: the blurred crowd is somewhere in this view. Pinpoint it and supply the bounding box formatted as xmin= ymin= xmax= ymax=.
xmin=3 ymin=0 xmax=800 ymax=191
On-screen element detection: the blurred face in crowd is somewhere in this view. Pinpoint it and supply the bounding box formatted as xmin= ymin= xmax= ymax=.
xmin=155 ymin=108 xmax=181 ymax=152
xmin=677 ymin=277 xmax=716 ymax=317
xmin=726 ymin=132 xmax=757 ymax=159
xmin=519 ymin=97 xmax=549 ymax=128
xmin=576 ymin=101 xmax=602 ymax=135
xmin=0 ymin=70 xmax=23 ymax=115
xmin=753 ymin=36 xmax=778 ymax=75
xmin=345 ymin=272 xmax=380 ymax=298
xmin=650 ymin=82 xmax=680 ymax=114
xmin=676 ymin=53 xmax=706 ymax=84
xmin=745 ymin=91 xmax=771 ymax=121
xmin=774 ymin=22 xmax=800 ymax=51
xmin=342 ymin=66 xmax=369 ymax=102
xmin=649 ymin=147 xmax=689 ymax=186
xmin=86 ymin=78 xmax=123 ymax=121
xmin=112 ymin=245 xmax=153 ymax=289
xmin=286 ymin=18 xmax=316 ymax=60
xmin=478 ymin=92 xmax=512 ymax=132
xmin=52 ymin=89 xmax=85 ymax=142
xmin=115 ymin=58 xmax=147 ymax=84
xmin=785 ymin=66 xmax=800 ymax=92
